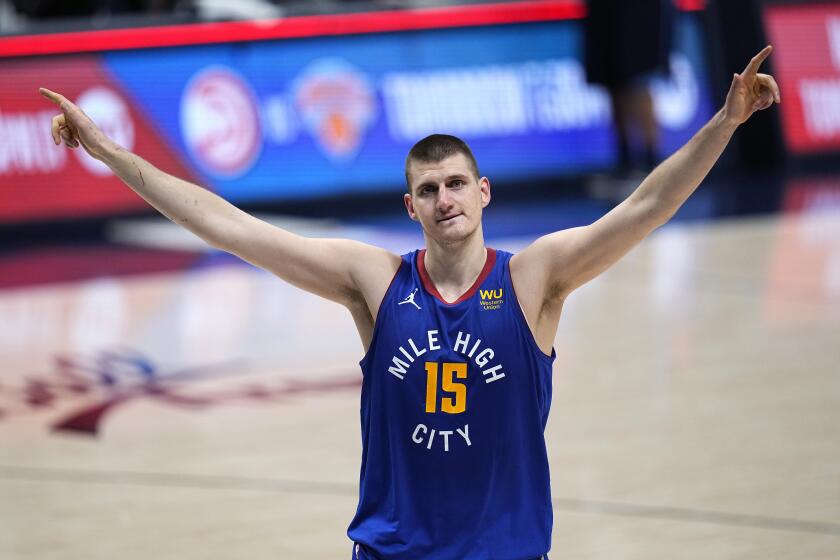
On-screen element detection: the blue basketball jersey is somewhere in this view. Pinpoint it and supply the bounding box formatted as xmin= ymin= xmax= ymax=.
xmin=347 ymin=248 xmax=556 ymax=560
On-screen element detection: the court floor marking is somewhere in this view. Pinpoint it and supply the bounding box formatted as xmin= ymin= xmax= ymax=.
xmin=2 ymin=464 xmax=838 ymax=536
xmin=549 ymin=497 xmax=840 ymax=536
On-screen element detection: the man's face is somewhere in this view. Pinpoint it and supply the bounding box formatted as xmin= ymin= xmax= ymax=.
xmin=404 ymin=153 xmax=491 ymax=245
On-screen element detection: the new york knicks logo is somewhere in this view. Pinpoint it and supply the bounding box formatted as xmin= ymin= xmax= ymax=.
xmin=292 ymin=58 xmax=376 ymax=162
xmin=479 ymin=288 xmax=503 ymax=311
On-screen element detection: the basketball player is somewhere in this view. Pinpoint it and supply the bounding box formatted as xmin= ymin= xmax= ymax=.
xmin=40 ymin=46 xmax=780 ymax=560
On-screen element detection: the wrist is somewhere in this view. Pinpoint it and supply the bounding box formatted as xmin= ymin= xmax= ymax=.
xmin=97 ymin=138 xmax=123 ymax=165
xmin=715 ymin=108 xmax=741 ymax=134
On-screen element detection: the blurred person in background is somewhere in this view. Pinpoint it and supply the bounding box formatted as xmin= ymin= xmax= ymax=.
xmin=10 ymin=0 xmax=177 ymax=19
xmin=37 ymin=44 xmax=779 ymax=559
xmin=584 ymin=0 xmax=675 ymax=178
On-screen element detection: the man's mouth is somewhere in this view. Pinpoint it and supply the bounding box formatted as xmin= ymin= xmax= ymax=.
xmin=437 ymin=214 xmax=461 ymax=223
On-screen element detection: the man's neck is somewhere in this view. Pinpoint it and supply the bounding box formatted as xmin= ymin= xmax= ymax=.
xmin=423 ymin=230 xmax=487 ymax=301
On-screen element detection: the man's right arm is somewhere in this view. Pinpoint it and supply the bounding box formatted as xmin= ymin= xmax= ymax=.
xmin=107 ymin=146 xmax=399 ymax=306
xmin=40 ymin=87 xmax=400 ymax=310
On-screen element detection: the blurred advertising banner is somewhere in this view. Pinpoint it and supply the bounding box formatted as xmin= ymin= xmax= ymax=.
xmin=0 ymin=57 xmax=198 ymax=223
xmin=763 ymin=2 xmax=840 ymax=155
xmin=0 ymin=2 xmax=713 ymax=224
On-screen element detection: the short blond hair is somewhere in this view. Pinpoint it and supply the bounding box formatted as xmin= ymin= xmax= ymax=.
xmin=405 ymin=134 xmax=480 ymax=192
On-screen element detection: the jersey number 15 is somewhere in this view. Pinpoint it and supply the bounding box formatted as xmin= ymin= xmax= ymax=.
xmin=424 ymin=362 xmax=466 ymax=414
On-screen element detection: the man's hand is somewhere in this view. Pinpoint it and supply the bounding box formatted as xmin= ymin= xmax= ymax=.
xmin=39 ymin=87 xmax=116 ymax=161
xmin=722 ymin=45 xmax=781 ymax=126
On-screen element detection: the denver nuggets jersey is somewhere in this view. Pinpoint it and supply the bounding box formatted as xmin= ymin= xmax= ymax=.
xmin=347 ymin=248 xmax=555 ymax=560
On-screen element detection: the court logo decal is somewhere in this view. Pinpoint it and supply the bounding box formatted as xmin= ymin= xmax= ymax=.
xmin=292 ymin=58 xmax=376 ymax=162
xmin=398 ymin=288 xmax=421 ymax=310
xmin=0 ymin=348 xmax=359 ymax=437
xmin=479 ymin=288 xmax=503 ymax=311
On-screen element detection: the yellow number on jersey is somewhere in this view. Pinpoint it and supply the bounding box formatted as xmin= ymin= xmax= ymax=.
xmin=424 ymin=361 xmax=467 ymax=414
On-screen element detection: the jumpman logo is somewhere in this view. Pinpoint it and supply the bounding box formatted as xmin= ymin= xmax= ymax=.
xmin=398 ymin=288 xmax=421 ymax=310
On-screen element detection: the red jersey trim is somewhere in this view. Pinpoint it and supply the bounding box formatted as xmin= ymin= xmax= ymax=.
xmin=417 ymin=247 xmax=497 ymax=306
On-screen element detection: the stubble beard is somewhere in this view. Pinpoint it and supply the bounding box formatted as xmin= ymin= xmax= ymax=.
xmin=427 ymin=214 xmax=481 ymax=248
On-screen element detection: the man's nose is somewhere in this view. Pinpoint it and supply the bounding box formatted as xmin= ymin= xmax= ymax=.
xmin=436 ymin=185 xmax=452 ymax=208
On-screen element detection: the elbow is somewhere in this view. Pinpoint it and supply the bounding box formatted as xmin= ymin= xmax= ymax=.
xmin=204 ymin=236 xmax=227 ymax=252
xmin=204 ymin=228 xmax=236 ymax=252
xmin=632 ymin=192 xmax=673 ymax=228
xmin=652 ymin=207 xmax=674 ymax=229
xmin=181 ymin=222 xmax=228 ymax=252
xmin=195 ymin=215 xmax=240 ymax=252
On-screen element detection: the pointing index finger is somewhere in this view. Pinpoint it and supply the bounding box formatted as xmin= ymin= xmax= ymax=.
xmin=39 ymin=87 xmax=68 ymax=109
xmin=742 ymin=45 xmax=773 ymax=78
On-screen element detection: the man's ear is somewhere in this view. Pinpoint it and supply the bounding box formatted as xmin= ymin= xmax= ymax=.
xmin=479 ymin=176 xmax=491 ymax=208
xmin=404 ymin=192 xmax=418 ymax=221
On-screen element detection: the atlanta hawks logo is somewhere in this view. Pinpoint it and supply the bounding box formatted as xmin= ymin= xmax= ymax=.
xmin=398 ymin=288 xmax=421 ymax=310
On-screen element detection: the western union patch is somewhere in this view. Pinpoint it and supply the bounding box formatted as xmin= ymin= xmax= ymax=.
xmin=479 ymin=288 xmax=503 ymax=310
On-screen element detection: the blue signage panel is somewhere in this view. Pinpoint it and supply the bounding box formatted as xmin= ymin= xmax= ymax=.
xmin=103 ymin=14 xmax=714 ymax=202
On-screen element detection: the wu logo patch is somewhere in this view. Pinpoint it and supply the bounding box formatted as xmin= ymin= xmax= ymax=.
xmin=398 ymin=288 xmax=421 ymax=310
xmin=479 ymin=288 xmax=503 ymax=311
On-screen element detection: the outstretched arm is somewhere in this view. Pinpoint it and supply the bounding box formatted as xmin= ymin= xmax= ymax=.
xmin=514 ymin=46 xmax=781 ymax=303
xmin=39 ymin=88 xmax=400 ymax=311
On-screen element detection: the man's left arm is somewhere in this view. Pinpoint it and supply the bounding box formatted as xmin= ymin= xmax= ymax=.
xmin=515 ymin=46 xmax=781 ymax=302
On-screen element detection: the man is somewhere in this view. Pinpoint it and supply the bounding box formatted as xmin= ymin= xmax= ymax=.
xmin=40 ymin=46 xmax=780 ymax=560
xmin=584 ymin=0 xmax=675 ymax=174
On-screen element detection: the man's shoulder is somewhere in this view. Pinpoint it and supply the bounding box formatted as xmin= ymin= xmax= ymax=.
xmin=508 ymin=241 xmax=556 ymax=303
